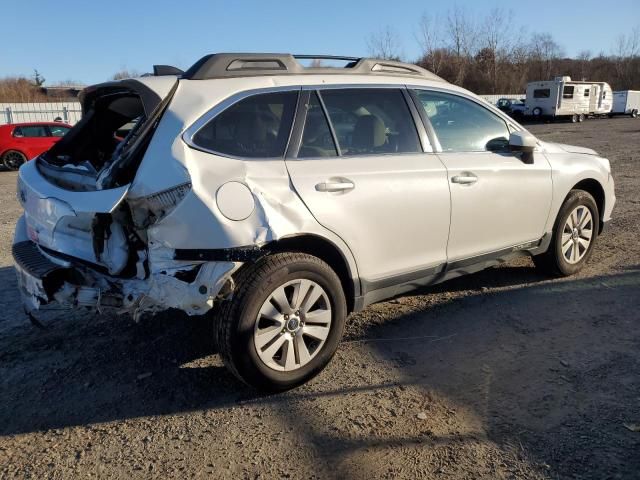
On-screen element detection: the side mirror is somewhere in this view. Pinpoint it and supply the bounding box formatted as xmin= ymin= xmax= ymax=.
xmin=509 ymin=131 xmax=537 ymax=164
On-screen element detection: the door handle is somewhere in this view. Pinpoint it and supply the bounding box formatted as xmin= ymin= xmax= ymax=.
xmin=451 ymin=173 xmax=478 ymax=185
xmin=315 ymin=179 xmax=355 ymax=192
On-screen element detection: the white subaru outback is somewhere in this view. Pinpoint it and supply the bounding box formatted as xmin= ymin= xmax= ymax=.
xmin=13 ymin=54 xmax=615 ymax=391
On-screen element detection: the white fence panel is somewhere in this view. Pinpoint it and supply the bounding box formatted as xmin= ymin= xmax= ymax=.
xmin=480 ymin=94 xmax=525 ymax=105
xmin=0 ymin=102 xmax=82 ymax=125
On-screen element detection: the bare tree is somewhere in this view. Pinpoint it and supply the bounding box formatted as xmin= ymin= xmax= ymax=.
xmin=416 ymin=13 xmax=445 ymax=74
xmin=577 ymin=50 xmax=592 ymax=80
xmin=479 ymin=7 xmax=515 ymax=92
xmin=529 ymin=33 xmax=564 ymax=80
xmin=367 ymin=26 xmax=403 ymax=61
xmin=111 ymin=69 xmax=141 ymax=80
xmin=445 ymin=6 xmax=476 ymax=84
xmin=0 ymin=77 xmax=48 ymax=102
xmin=613 ymin=26 xmax=640 ymax=88
xmin=446 ymin=6 xmax=476 ymax=57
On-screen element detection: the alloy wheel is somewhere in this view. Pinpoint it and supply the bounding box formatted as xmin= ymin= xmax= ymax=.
xmin=561 ymin=205 xmax=593 ymax=264
xmin=3 ymin=151 xmax=26 ymax=170
xmin=253 ymin=279 xmax=332 ymax=371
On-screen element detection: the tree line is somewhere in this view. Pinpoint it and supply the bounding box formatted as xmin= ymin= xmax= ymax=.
xmin=2 ymin=13 xmax=638 ymax=102
xmin=367 ymin=7 xmax=640 ymax=94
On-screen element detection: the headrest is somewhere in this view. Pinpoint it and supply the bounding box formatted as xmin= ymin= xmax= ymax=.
xmin=352 ymin=115 xmax=386 ymax=150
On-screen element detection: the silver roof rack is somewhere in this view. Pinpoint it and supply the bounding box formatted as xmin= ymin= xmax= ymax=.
xmin=182 ymin=53 xmax=444 ymax=82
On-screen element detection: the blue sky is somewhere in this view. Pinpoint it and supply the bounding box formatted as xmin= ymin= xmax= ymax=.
xmin=3 ymin=0 xmax=639 ymax=85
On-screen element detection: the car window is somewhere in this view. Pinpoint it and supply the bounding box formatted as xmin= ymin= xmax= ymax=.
xmin=413 ymin=90 xmax=510 ymax=152
xmin=192 ymin=91 xmax=298 ymax=158
xmin=298 ymin=92 xmax=337 ymax=158
xmin=14 ymin=125 xmax=48 ymax=137
xmin=48 ymin=125 xmax=71 ymax=137
xmin=319 ymin=88 xmax=420 ymax=156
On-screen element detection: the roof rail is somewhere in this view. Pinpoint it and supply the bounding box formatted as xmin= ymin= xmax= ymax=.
xmin=181 ymin=53 xmax=444 ymax=82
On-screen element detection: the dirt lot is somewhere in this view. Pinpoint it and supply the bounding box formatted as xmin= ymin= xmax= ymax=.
xmin=1 ymin=118 xmax=639 ymax=479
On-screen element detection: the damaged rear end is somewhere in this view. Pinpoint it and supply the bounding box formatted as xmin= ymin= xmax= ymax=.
xmin=13 ymin=76 xmax=240 ymax=320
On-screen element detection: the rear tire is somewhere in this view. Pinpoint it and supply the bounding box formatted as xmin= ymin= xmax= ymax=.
xmin=533 ymin=190 xmax=599 ymax=277
xmin=578 ymin=113 xmax=585 ymax=122
xmin=571 ymin=114 xmax=578 ymax=123
xmin=2 ymin=150 xmax=27 ymax=170
xmin=215 ymin=252 xmax=347 ymax=391
xmin=632 ymin=109 xmax=638 ymax=118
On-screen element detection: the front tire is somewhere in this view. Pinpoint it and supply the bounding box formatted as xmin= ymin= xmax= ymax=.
xmin=2 ymin=150 xmax=27 ymax=170
xmin=533 ymin=190 xmax=599 ymax=276
xmin=215 ymin=252 xmax=347 ymax=391
xmin=631 ymin=109 xmax=638 ymax=118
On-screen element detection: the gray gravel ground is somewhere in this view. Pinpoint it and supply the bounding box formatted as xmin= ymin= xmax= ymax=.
xmin=1 ymin=117 xmax=639 ymax=479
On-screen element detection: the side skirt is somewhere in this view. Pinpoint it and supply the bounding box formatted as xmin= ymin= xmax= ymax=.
xmin=354 ymin=234 xmax=551 ymax=311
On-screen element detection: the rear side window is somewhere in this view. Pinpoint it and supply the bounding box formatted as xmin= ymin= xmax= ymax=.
xmin=533 ymin=89 xmax=550 ymax=99
xmin=14 ymin=125 xmax=48 ymax=137
xmin=193 ymin=91 xmax=298 ymax=158
xmin=298 ymin=92 xmax=338 ymax=158
xmin=563 ymin=86 xmax=574 ymax=99
xmin=320 ymin=88 xmax=420 ymax=156
xmin=412 ymin=90 xmax=510 ymax=152
xmin=48 ymin=125 xmax=70 ymax=137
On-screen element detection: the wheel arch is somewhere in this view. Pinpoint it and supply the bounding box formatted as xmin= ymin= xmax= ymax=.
xmin=265 ymin=234 xmax=359 ymax=313
xmin=570 ymin=178 xmax=606 ymax=234
xmin=1 ymin=147 xmax=26 ymax=158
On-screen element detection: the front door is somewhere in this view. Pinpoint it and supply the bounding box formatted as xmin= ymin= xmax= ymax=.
xmin=411 ymin=89 xmax=552 ymax=262
xmin=590 ymin=84 xmax=600 ymax=112
xmin=285 ymin=87 xmax=451 ymax=286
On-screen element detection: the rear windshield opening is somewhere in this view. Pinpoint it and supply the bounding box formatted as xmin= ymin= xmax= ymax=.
xmin=43 ymin=89 xmax=146 ymax=173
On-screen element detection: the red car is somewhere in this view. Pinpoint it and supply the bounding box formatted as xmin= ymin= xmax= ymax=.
xmin=0 ymin=122 xmax=72 ymax=170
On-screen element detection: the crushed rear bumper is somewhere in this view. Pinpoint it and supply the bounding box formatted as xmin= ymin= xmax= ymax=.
xmin=13 ymin=217 xmax=241 ymax=320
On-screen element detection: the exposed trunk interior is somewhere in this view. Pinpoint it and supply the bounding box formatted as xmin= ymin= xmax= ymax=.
xmin=38 ymin=79 xmax=176 ymax=191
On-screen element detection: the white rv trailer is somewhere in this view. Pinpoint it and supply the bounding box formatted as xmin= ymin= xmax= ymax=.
xmin=611 ymin=90 xmax=640 ymax=117
xmin=525 ymin=76 xmax=613 ymax=122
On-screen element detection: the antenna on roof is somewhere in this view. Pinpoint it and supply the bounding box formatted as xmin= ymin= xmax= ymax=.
xmin=153 ymin=65 xmax=185 ymax=76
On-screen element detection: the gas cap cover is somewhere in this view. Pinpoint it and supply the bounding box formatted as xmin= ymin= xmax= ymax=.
xmin=216 ymin=181 xmax=255 ymax=221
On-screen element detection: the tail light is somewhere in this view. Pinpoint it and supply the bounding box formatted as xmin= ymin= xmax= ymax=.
xmin=128 ymin=182 xmax=192 ymax=229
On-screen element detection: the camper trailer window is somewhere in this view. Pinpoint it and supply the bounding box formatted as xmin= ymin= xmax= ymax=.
xmin=563 ymin=86 xmax=575 ymax=99
xmin=584 ymin=89 xmax=590 ymax=97
xmin=533 ymin=89 xmax=550 ymax=98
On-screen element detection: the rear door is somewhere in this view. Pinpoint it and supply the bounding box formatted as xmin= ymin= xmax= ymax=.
xmin=12 ymin=125 xmax=51 ymax=159
xmin=285 ymin=87 xmax=451 ymax=286
xmin=590 ymin=84 xmax=600 ymax=112
xmin=411 ymin=89 xmax=552 ymax=262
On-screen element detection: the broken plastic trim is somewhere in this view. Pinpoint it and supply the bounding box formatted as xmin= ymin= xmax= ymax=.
xmin=128 ymin=182 xmax=192 ymax=229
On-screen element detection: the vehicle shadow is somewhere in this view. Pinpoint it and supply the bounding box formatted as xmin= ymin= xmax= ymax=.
xmin=1 ymin=264 xmax=639 ymax=477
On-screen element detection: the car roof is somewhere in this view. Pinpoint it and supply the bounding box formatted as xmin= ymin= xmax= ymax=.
xmin=182 ymin=53 xmax=446 ymax=83
xmin=2 ymin=122 xmax=71 ymax=128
